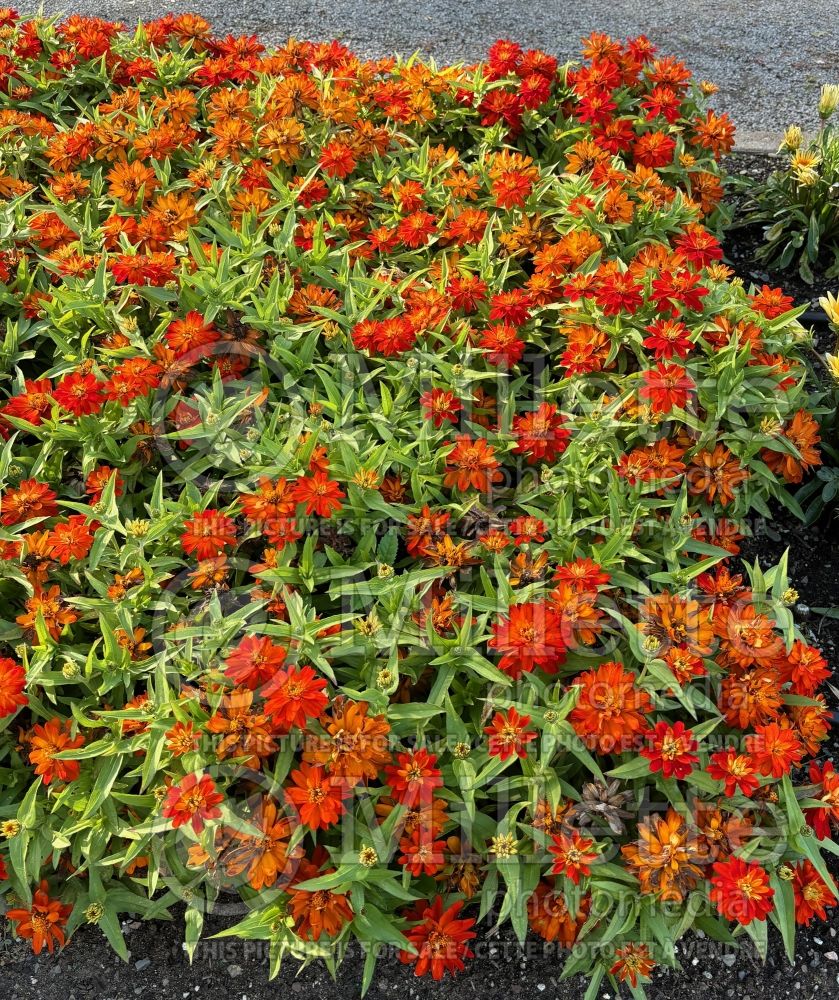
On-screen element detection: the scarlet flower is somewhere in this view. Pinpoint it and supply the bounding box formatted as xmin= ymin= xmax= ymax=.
xmin=640 ymin=720 xmax=699 ymax=779
xmin=479 ymin=323 xmax=525 ymax=367
xmin=224 ymin=635 xmax=287 ymax=690
xmin=791 ymin=860 xmax=836 ymax=926
xmin=489 ymin=289 xmax=531 ymax=326
xmin=710 ymin=856 xmax=774 ymax=925
xmin=264 ymin=664 xmax=329 ymax=730
xmin=291 ymin=471 xmax=345 ymax=517
xmin=595 ymin=270 xmax=643 ymax=314
xmin=399 ymin=897 xmax=476 ymax=980
xmin=484 ymin=706 xmax=536 ymax=760
xmin=29 ymin=717 xmax=84 ymax=785
xmin=0 ymin=657 xmax=27 ymax=718
xmin=806 ymin=760 xmax=839 ymax=840
xmin=397 ymin=210 xmax=437 ymax=248
xmin=512 ymin=403 xmax=571 ymax=464
xmin=745 ymin=722 xmax=804 ymax=778
xmin=749 ymin=285 xmax=794 ymax=319
xmin=443 ymin=435 xmax=503 ymax=493
xmin=6 ymin=881 xmax=72 ymax=955
xmin=447 ymin=273 xmax=487 ymax=312
xmin=398 ymin=828 xmax=447 ymax=876
xmin=284 ymin=763 xmax=347 ymax=829
xmin=420 ymin=388 xmax=462 ymax=428
xmin=707 ymin=748 xmax=760 ymax=798
xmin=639 ymin=362 xmax=695 ymax=414
xmin=162 ymin=772 xmax=223 ymax=834
xmin=385 ymin=748 xmax=443 ymax=804
xmin=642 ymin=319 xmax=694 ymax=359
xmin=548 ymin=830 xmax=598 ymax=884
xmin=489 ymin=602 xmax=566 ymax=679
xmin=0 ymin=478 xmax=58 ymax=525
xmin=319 ymin=139 xmax=356 ymax=178
xmin=180 ymin=509 xmax=237 ymax=559
xmin=52 ymin=372 xmax=105 ymax=417
xmin=1 ymin=378 xmax=53 ymax=426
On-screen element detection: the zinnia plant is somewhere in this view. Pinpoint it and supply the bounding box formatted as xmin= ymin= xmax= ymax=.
xmin=0 ymin=11 xmax=836 ymax=998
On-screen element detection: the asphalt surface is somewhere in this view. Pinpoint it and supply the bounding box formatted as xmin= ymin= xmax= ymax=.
xmin=35 ymin=0 xmax=839 ymax=142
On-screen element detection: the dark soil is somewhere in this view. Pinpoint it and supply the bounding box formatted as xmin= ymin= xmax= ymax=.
xmin=1 ymin=504 xmax=837 ymax=1000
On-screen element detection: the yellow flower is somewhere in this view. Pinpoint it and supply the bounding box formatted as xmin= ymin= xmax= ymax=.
xmin=825 ymin=353 xmax=839 ymax=383
xmin=819 ymin=291 xmax=839 ymax=327
xmin=779 ymin=125 xmax=803 ymax=151
xmin=818 ymin=83 xmax=839 ymax=119
xmin=790 ymin=150 xmax=820 ymax=186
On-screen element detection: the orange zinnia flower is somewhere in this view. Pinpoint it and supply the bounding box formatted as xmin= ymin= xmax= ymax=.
xmin=6 ymin=880 xmax=72 ymax=955
xmin=569 ymin=661 xmax=652 ymax=755
xmin=761 ymin=410 xmax=822 ymax=484
xmin=29 ymin=717 xmax=84 ymax=785
xmin=687 ymin=444 xmax=749 ymax=505
xmin=610 ymin=942 xmax=656 ymax=988
xmin=302 ymin=697 xmax=391 ymax=782
xmin=288 ymin=858 xmax=354 ymax=941
xmin=484 ymin=706 xmax=536 ymax=761
xmin=443 ymin=435 xmax=503 ymax=493
xmin=285 ymin=762 xmax=348 ymax=829
xmin=489 ymin=601 xmax=566 ymax=679
xmin=622 ymin=807 xmax=703 ymax=902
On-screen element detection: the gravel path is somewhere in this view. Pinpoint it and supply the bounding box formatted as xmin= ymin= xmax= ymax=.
xmin=37 ymin=0 xmax=839 ymax=141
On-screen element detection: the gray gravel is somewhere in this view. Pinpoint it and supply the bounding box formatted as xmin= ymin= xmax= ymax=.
xmin=35 ymin=0 xmax=839 ymax=143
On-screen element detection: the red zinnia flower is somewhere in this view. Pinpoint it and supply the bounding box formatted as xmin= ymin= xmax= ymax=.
xmin=512 ymin=403 xmax=571 ymax=464
xmin=385 ymin=749 xmax=443 ymax=804
xmin=162 ymin=772 xmax=223 ymax=834
xmin=485 ymin=706 xmax=536 ymax=760
xmin=805 ymin=760 xmax=839 ymax=840
xmin=791 ymin=860 xmax=836 ymax=926
xmin=489 ymin=601 xmax=566 ymax=679
xmin=180 ymin=509 xmax=237 ymax=559
xmin=0 ymin=657 xmax=27 ymax=718
xmin=707 ymin=748 xmax=760 ymax=798
xmin=398 ymin=828 xmax=447 ymax=876
xmin=548 ymin=830 xmax=599 ymax=884
xmin=710 ymin=856 xmax=774 ymax=925
xmin=224 ymin=635 xmax=287 ymax=690
xmin=639 ymin=362 xmax=695 ymax=414
xmin=420 ymin=388 xmax=462 ymax=428
xmin=52 ymin=371 xmax=105 ymax=416
xmin=640 ymin=720 xmax=699 ymax=779
xmin=399 ymin=897 xmax=476 ymax=980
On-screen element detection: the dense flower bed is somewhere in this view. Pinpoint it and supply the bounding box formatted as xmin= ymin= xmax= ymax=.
xmin=0 ymin=11 xmax=837 ymax=997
